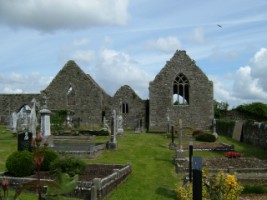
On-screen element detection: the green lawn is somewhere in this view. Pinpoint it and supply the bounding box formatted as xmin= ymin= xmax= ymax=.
xmin=1 ymin=125 xmax=267 ymax=200
xmin=88 ymin=133 xmax=179 ymax=200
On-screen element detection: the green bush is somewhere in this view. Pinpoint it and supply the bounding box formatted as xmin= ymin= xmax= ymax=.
xmin=216 ymin=120 xmax=235 ymax=137
xmin=242 ymin=185 xmax=267 ymax=194
xmin=6 ymin=151 xmax=34 ymax=177
xmin=39 ymin=148 xmax=59 ymax=171
xmin=49 ymin=156 xmax=86 ymax=177
xmin=192 ymin=130 xmax=204 ymax=137
xmin=236 ymin=102 xmax=267 ymax=119
xmin=195 ymin=133 xmax=216 ymax=142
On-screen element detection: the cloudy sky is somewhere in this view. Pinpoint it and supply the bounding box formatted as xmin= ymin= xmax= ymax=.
xmin=0 ymin=0 xmax=267 ymax=108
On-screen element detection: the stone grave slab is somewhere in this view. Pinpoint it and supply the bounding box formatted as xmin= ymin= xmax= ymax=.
xmin=232 ymin=120 xmax=243 ymax=141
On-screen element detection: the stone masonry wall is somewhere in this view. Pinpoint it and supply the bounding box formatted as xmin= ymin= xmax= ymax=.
xmin=149 ymin=50 xmax=214 ymax=130
xmin=111 ymin=85 xmax=146 ymax=130
xmin=42 ymin=60 xmax=111 ymax=128
xmin=0 ymin=94 xmax=40 ymax=124
xmin=242 ymin=122 xmax=267 ymax=150
xmin=0 ymin=50 xmax=214 ymax=131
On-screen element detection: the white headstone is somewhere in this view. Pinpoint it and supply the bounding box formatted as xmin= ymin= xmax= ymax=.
xmin=11 ymin=112 xmax=17 ymax=134
xmin=29 ymin=99 xmax=38 ymax=138
xmin=117 ymin=115 xmax=124 ymax=134
xmin=40 ymin=108 xmax=52 ymax=146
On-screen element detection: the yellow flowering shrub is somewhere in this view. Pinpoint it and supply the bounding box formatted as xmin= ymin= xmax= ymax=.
xmin=176 ymin=168 xmax=243 ymax=200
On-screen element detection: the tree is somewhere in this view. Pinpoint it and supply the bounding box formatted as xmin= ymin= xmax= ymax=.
xmin=214 ymin=100 xmax=229 ymax=118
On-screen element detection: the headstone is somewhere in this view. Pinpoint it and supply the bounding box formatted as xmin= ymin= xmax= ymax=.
xmin=189 ymin=142 xmax=193 ymax=182
xmin=10 ymin=112 xmax=17 ymax=134
xmin=174 ymin=119 xmax=186 ymax=162
xmin=17 ymin=105 xmax=31 ymax=133
xmin=29 ymin=98 xmax=38 ymax=138
xmin=40 ymin=106 xmax=53 ymax=146
xmin=178 ymin=119 xmax=183 ymax=151
xmin=212 ymin=118 xmax=218 ymax=138
xmin=17 ymin=132 xmax=33 ymax=151
xmin=171 ymin=126 xmax=174 ymax=143
xmin=193 ymin=156 xmax=202 ymax=200
xmin=108 ymin=110 xmax=117 ymax=150
xmin=166 ymin=109 xmax=170 ymax=134
xmin=66 ymin=111 xmax=73 ymax=128
xmin=169 ymin=126 xmax=176 ymax=149
xmin=117 ymin=115 xmax=124 ymax=135
xmin=232 ymin=120 xmax=243 ymax=141
xmin=103 ymin=116 xmax=111 ymax=133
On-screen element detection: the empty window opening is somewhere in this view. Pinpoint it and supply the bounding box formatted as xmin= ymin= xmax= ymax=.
xmin=122 ymin=103 xmax=129 ymax=113
xmin=173 ymin=73 xmax=189 ymax=105
xmin=67 ymin=85 xmax=76 ymax=105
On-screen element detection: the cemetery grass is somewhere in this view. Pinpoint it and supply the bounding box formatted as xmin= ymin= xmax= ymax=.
xmin=1 ymin=125 xmax=267 ymax=199
xmin=86 ymin=132 xmax=179 ymax=200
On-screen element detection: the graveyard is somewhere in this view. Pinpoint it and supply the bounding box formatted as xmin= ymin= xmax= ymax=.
xmin=1 ymin=122 xmax=267 ymax=199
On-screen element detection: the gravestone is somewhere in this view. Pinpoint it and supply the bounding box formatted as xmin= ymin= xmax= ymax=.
xmin=193 ymin=156 xmax=202 ymax=200
xmin=108 ymin=110 xmax=117 ymax=150
xmin=175 ymin=119 xmax=185 ymax=159
xmin=17 ymin=132 xmax=33 ymax=151
xmin=10 ymin=112 xmax=17 ymax=134
xmin=117 ymin=115 xmax=124 ymax=135
xmin=212 ymin=118 xmax=218 ymax=138
xmin=40 ymin=104 xmax=52 ymax=146
xmin=103 ymin=116 xmax=111 ymax=133
xmin=29 ymin=98 xmax=38 ymax=138
xmin=232 ymin=120 xmax=243 ymax=141
xmin=169 ymin=126 xmax=176 ymax=149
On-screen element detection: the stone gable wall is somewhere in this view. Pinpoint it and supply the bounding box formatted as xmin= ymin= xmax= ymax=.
xmin=112 ymin=85 xmax=146 ymax=129
xmin=42 ymin=60 xmax=111 ymax=127
xmin=149 ymin=50 xmax=213 ymax=130
xmin=0 ymin=51 xmax=214 ymax=130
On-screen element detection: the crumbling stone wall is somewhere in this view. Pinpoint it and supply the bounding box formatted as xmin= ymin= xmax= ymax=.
xmin=111 ymin=85 xmax=146 ymax=130
xmin=0 ymin=50 xmax=214 ymax=131
xmin=0 ymin=94 xmax=40 ymax=124
xmin=242 ymin=122 xmax=267 ymax=150
xmin=149 ymin=50 xmax=214 ymax=130
xmin=41 ymin=60 xmax=111 ymax=128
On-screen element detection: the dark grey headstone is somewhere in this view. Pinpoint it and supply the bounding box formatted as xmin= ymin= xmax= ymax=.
xmin=17 ymin=132 xmax=33 ymax=151
xmin=193 ymin=156 xmax=202 ymax=200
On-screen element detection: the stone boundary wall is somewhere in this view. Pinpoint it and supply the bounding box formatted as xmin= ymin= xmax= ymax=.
xmin=91 ymin=164 xmax=132 ymax=200
xmin=0 ymin=164 xmax=132 ymax=200
xmin=242 ymin=122 xmax=267 ymax=150
xmin=217 ymin=120 xmax=267 ymax=150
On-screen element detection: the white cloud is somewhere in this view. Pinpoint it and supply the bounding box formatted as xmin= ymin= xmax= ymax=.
xmin=91 ymin=49 xmax=153 ymax=98
xmin=250 ymin=48 xmax=267 ymax=91
xmin=232 ymin=66 xmax=267 ymax=100
xmin=72 ymin=38 xmax=90 ymax=47
xmin=209 ymin=46 xmax=240 ymax=61
xmin=210 ymin=48 xmax=267 ymax=108
xmin=0 ymin=72 xmax=51 ymax=93
xmin=0 ymin=0 xmax=129 ymax=32
xmin=189 ymin=27 xmax=205 ymax=44
xmin=146 ymin=36 xmax=182 ymax=53
xmin=71 ymin=50 xmax=96 ymax=64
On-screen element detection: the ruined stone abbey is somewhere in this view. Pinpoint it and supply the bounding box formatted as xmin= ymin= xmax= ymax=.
xmin=0 ymin=50 xmax=214 ymax=131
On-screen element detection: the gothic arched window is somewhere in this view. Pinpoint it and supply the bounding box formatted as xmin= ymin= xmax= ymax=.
xmin=67 ymin=85 xmax=76 ymax=105
xmin=173 ymin=73 xmax=189 ymax=105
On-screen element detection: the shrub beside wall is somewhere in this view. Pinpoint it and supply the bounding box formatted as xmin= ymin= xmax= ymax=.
xmin=216 ymin=120 xmax=235 ymax=137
